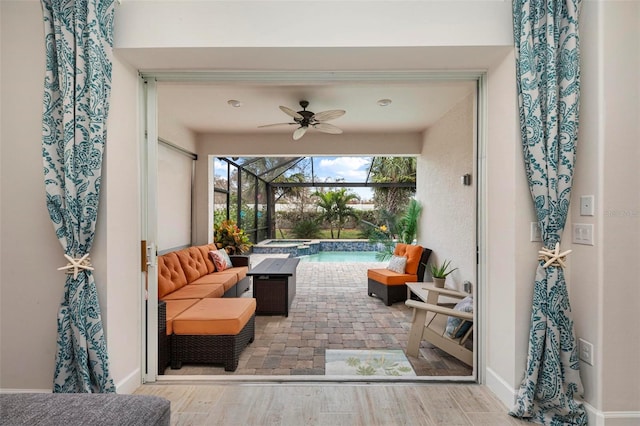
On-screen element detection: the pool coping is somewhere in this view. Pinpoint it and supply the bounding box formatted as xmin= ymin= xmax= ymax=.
xmin=253 ymin=239 xmax=383 ymax=258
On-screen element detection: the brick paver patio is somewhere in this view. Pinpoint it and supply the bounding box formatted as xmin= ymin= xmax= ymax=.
xmin=162 ymin=258 xmax=473 ymax=377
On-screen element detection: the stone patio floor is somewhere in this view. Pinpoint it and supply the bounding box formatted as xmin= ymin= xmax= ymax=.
xmin=162 ymin=256 xmax=473 ymax=378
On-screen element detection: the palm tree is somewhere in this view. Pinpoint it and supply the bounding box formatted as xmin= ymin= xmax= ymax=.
xmin=331 ymin=188 xmax=360 ymax=238
xmin=369 ymin=157 xmax=416 ymax=216
xmin=312 ymin=188 xmax=360 ymax=238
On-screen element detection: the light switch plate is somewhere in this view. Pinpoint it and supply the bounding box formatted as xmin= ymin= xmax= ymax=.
xmin=580 ymin=195 xmax=595 ymax=216
xmin=530 ymin=222 xmax=542 ymax=242
xmin=573 ymin=223 xmax=594 ymax=245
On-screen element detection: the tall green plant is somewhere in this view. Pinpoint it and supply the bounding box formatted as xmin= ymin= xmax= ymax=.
xmin=397 ymin=198 xmax=422 ymax=244
xmin=365 ymin=199 xmax=422 ymax=261
xmin=312 ymin=188 xmax=360 ymax=238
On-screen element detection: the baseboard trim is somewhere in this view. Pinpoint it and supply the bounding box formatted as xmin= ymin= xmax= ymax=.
xmin=0 ymin=370 xmax=141 ymax=396
xmin=115 ymin=368 xmax=142 ymax=394
xmin=584 ymin=402 xmax=640 ymax=426
xmin=483 ymin=370 xmax=639 ymax=426
xmin=485 ymin=367 xmax=516 ymax=409
xmin=0 ymin=388 xmax=51 ymax=393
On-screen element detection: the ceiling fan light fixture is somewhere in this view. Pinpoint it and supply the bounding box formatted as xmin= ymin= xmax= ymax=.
xmin=261 ymin=100 xmax=345 ymax=141
xmin=227 ymin=99 xmax=242 ymax=108
xmin=377 ymin=98 xmax=392 ymax=107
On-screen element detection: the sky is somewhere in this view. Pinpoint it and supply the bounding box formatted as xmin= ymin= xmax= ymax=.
xmin=214 ymin=156 xmax=375 ymax=201
xmin=312 ymin=156 xmax=373 ymax=200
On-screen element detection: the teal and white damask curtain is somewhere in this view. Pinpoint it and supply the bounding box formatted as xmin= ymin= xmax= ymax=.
xmin=510 ymin=0 xmax=586 ymax=424
xmin=41 ymin=0 xmax=116 ymax=393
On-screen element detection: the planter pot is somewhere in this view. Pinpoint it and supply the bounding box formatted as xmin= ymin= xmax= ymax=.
xmin=433 ymin=278 xmax=446 ymax=288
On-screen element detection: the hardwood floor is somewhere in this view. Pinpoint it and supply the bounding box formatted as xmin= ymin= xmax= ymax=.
xmin=134 ymin=382 xmax=529 ymax=425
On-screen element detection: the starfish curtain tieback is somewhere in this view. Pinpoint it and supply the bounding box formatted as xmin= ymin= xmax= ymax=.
xmin=57 ymin=253 xmax=94 ymax=279
xmin=538 ymin=242 xmax=572 ymax=269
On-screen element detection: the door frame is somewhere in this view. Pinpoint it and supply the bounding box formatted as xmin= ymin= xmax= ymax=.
xmin=139 ymin=70 xmax=488 ymax=383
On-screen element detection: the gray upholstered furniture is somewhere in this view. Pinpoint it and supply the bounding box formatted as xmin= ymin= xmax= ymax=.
xmin=0 ymin=393 xmax=170 ymax=426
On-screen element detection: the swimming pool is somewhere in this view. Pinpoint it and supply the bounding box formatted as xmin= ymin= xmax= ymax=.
xmin=298 ymin=251 xmax=384 ymax=263
xmin=253 ymin=239 xmax=381 ymax=257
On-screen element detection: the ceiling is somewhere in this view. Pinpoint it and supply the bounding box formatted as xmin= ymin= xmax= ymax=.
xmin=133 ymin=46 xmax=512 ymax=138
xmin=157 ymin=79 xmax=478 ymax=136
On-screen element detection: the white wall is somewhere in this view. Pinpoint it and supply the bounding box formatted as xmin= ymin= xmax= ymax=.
xmin=1 ymin=1 xmax=141 ymax=392
xmin=3 ymin=2 xmax=638 ymax=421
xmin=416 ymin=94 xmax=476 ymax=292
xmin=598 ymin=3 xmax=640 ymax=413
xmin=570 ymin=1 xmax=640 ymax=416
xmin=99 ymin=55 xmax=143 ymax=393
xmin=483 ymin=49 xmax=540 ymax=405
xmin=1 ymin=0 xmax=61 ymax=390
xmin=114 ymin=1 xmax=512 ymax=50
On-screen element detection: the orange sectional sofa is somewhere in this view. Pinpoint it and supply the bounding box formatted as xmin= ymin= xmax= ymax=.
xmin=156 ymin=244 xmax=254 ymax=372
xmin=158 ymin=244 xmax=250 ymax=300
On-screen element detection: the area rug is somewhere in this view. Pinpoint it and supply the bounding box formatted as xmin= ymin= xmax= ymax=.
xmin=325 ymin=349 xmax=416 ymax=376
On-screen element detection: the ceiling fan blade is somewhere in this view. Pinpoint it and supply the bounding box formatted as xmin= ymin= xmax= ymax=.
xmin=293 ymin=126 xmax=309 ymax=140
xmin=313 ymin=122 xmax=343 ymax=135
xmin=279 ymin=106 xmax=304 ymax=120
xmin=312 ymin=109 xmax=346 ymax=122
xmin=258 ymin=122 xmax=297 ymax=128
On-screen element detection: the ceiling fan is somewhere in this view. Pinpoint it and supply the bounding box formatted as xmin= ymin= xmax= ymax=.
xmin=258 ymin=100 xmax=346 ymax=140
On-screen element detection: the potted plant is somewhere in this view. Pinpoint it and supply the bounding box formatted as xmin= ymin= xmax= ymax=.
xmin=214 ymin=220 xmax=252 ymax=254
xmin=429 ymin=259 xmax=457 ymax=288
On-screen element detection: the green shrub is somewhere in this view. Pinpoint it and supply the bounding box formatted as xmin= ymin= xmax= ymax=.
xmin=292 ymin=219 xmax=322 ymax=239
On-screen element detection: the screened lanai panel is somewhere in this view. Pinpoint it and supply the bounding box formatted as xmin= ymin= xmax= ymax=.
xmin=213 ymin=191 xmax=228 ymax=225
xmin=257 ymin=179 xmax=268 ymax=242
xmin=271 ymin=157 xmax=312 ymax=184
xmin=240 ymin=169 xmax=256 ymax=238
xmin=236 ymin=157 xmax=301 ymax=181
xmin=213 ymin=158 xmax=228 ymax=190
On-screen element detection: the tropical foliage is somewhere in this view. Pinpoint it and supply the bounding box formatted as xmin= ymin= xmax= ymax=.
xmin=369 ymin=157 xmax=416 ymax=216
xmin=312 ymin=188 xmax=360 ymax=238
xmin=363 ymin=199 xmax=423 ymax=261
xmin=292 ymin=219 xmax=322 ymax=239
xmin=214 ymin=220 xmax=253 ymax=254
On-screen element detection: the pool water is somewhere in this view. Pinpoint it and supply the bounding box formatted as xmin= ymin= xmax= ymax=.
xmin=298 ymin=251 xmax=383 ymax=263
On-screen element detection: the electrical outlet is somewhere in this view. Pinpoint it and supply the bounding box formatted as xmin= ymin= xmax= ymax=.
xmin=578 ymin=338 xmax=594 ymax=365
xmin=530 ymin=222 xmax=542 ymax=242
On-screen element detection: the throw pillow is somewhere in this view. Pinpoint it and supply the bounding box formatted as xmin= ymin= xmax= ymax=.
xmin=387 ymin=255 xmax=408 ymax=274
xmin=209 ymin=249 xmax=233 ymax=271
xmin=445 ymin=295 xmax=473 ymax=339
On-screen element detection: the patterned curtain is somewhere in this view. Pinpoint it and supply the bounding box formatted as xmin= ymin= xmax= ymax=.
xmin=510 ymin=0 xmax=586 ymax=424
xmin=41 ymin=0 xmax=116 ymax=393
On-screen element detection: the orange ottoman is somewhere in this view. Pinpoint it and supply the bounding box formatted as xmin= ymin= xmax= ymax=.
xmin=170 ymin=298 xmax=256 ymax=372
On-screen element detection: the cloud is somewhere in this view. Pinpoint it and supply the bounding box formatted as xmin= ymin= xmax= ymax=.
xmin=316 ymin=157 xmax=370 ymax=181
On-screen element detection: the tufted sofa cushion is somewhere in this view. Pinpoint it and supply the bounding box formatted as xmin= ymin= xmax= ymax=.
xmin=196 ymin=244 xmax=218 ymax=274
xmin=158 ymin=252 xmax=188 ymax=299
xmin=176 ymin=247 xmax=208 ymax=282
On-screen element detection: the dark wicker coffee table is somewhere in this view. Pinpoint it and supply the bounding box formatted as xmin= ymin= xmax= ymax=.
xmin=247 ymin=257 xmax=300 ymax=317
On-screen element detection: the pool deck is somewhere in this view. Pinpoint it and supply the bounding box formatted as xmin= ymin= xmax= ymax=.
xmin=163 ymin=260 xmax=473 ymax=378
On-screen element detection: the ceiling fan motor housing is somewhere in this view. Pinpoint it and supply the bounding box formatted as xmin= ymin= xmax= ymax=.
xmin=296 ymin=100 xmax=314 ymax=126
